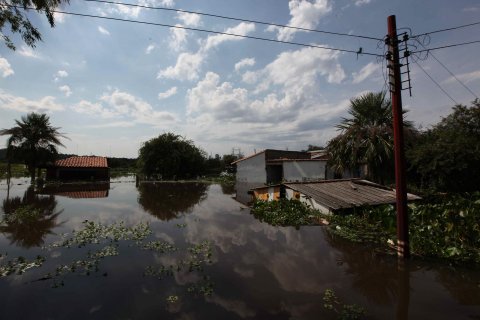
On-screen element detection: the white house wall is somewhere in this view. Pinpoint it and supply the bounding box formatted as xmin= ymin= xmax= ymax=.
xmin=236 ymin=153 xmax=267 ymax=185
xmin=283 ymin=161 xmax=327 ymax=182
xmin=285 ymin=188 xmax=332 ymax=214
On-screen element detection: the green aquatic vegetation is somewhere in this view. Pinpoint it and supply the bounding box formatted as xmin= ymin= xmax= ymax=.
xmin=166 ymin=295 xmax=179 ymax=303
xmin=144 ymin=265 xmax=175 ymax=279
xmin=251 ymin=199 xmax=321 ymax=227
xmin=50 ymin=220 xmax=152 ymax=248
xmin=187 ymin=276 xmax=214 ymax=296
xmin=323 ymin=289 xmax=366 ymax=320
xmin=0 ymin=255 xmax=45 ymax=277
xmin=324 ymin=193 xmax=480 ymax=264
xmin=185 ymin=240 xmax=213 ymax=271
xmin=142 ymin=241 xmax=178 ymax=253
xmin=176 ymin=223 xmax=187 ymax=228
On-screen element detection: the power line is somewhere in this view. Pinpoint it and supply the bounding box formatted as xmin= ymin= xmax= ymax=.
xmin=84 ymin=0 xmax=383 ymax=41
xmin=412 ymin=20 xmax=480 ymax=38
xmin=414 ymin=61 xmax=458 ymax=104
xmin=414 ymin=40 xmax=479 ymax=99
xmin=410 ymin=40 xmax=480 ymax=54
xmin=10 ymin=5 xmax=383 ymax=57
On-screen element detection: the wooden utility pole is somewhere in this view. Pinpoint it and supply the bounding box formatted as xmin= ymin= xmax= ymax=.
xmin=387 ymin=15 xmax=410 ymax=259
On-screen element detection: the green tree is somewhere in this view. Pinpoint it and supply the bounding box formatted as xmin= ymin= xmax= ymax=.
xmin=1 ymin=0 xmax=70 ymax=50
xmin=137 ymin=133 xmax=206 ymax=180
xmin=0 ymin=112 xmax=66 ymax=183
xmin=407 ymin=100 xmax=480 ymax=192
xmin=326 ymin=91 xmax=412 ymax=184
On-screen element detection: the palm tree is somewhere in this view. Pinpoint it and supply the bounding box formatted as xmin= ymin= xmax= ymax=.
xmin=0 ymin=113 xmax=66 ymax=183
xmin=327 ymin=92 xmax=412 ymax=184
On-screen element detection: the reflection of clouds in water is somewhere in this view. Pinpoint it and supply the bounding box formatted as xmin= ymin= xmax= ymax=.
xmin=183 ymin=189 xmax=341 ymax=295
xmin=154 ymin=232 xmax=174 ymax=243
xmin=233 ymin=266 xmax=254 ymax=278
xmin=206 ymin=294 xmax=256 ymax=318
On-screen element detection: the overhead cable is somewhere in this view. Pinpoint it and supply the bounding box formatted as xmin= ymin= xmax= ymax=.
xmin=84 ymin=0 xmax=383 ymax=41
xmin=414 ymin=61 xmax=458 ymax=104
xmin=10 ymin=5 xmax=383 ymax=57
xmin=410 ymin=40 xmax=480 ymax=54
xmin=414 ymin=40 xmax=479 ymax=99
xmin=412 ymin=20 xmax=480 ymax=38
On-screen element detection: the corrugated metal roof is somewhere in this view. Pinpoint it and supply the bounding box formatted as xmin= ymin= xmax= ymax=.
xmin=284 ymin=179 xmax=420 ymax=211
xmin=54 ymin=156 xmax=108 ymax=168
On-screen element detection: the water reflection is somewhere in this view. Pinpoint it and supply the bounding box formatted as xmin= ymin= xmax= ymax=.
xmin=1 ymin=186 xmax=62 ymax=248
xmin=38 ymin=182 xmax=110 ymax=199
xmin=137 ymin=182 xmax=208 ymax=220
xmin=325 ymin=232 xmax=404 ymax=305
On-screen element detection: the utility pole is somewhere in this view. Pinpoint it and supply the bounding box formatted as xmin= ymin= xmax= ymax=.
xmin=387 ymin=15 xmax=410 ymax=259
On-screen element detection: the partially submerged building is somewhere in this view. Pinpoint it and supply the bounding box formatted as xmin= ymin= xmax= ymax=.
xmin=251 ymin=179 xmax=421 ymax=214
xmin=46 ymin=156 xmax=109 ymax=181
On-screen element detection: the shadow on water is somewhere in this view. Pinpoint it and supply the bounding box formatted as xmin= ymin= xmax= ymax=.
xmin=137 ymin=182 xmax=208 ymax=221
xmin=1 ymin=186 xmax=63 ymax=248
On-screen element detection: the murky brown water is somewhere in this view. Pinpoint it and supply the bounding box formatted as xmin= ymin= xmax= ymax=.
xmin=0 ymin=177 xmax=479 ymax=319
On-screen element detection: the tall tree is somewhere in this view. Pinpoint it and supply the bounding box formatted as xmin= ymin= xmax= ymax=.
xmin=0 ymin=112 xmax=66 ymax=183
xmin=137 ymin=133 xmax=206 ymax=180
xmin=327 ymin=91 xmax=412 ymax=184
xmin=407 ymin=99 xmax=480 ymax=192
xmin=1 ymin=0 xmax=70 ymax=50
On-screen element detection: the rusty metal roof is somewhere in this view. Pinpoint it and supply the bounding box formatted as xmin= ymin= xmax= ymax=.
xmin=284 ymin=179 xmax=420 ymax=211
xmin=54 ymin=156 xmax=108 ymax=168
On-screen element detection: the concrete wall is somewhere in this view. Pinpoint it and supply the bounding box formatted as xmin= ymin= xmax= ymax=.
xmin=283 ymin=161 xmax=327 ymax=182
xmin=285 ymin=188 xmax=332 ymax=215
xmin=236 ymin=153 xmax=266 ymax=185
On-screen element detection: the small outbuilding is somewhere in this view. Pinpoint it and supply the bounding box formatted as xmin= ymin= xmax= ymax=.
xmin=46 ymin=156 xmax=109 ymax=181
xmin=251 ymin=179 xmax=421 ymax=214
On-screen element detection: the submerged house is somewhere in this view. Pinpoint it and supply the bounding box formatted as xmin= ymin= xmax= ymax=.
xmin=251 ymin=179 xmax=420 ymax=214
xmin=233 ymin=149 xmax=334 ymax=186
xmin=38 ymin=182 xmax=110 ymax=198
xmin=46 ymin=156 xmax=109 ymax=181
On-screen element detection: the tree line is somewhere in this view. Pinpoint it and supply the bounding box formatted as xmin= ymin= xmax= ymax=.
xmin=326 ymin=92 xmax=480 ymax=193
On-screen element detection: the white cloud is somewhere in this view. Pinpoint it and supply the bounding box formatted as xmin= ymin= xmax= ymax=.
xmin=57 ymin=70 xmax=69 ymax=78
xmin=97 ymin=0 xmax=175 ymax=18
xmin=158 ymin=86 xmax=178 ymax=99
xmin=241 ymin=71 xmax=258 ymax=84
xmin=177 ymin=12 xmax=201 ymax=27
xmin=160 ymin=22 xmax=256 ymax=81
xmin=0 ymin=91 xmax=64 ymax=112
xmin=235 ymin=58 xmax=256 ymax=72
xmin=355 ymin=0 xmax=371 ymax=6
xmin=202 ymin=22 xmax=256 ymax=52
xmin=54 ymin=12 xmax=67 ymax=23
xmin=168 ymin=26 xmax=188 ymax=52
xmin=444 ymin=69 xmax=480 ymax=84
xmin=463 ymin=6 xmax=479 ymax=12
xmin=145 ymin=44 xmax=156 ymax=54
xmin=267 ymin=0 xmax=331 ymax=41
xmin=0 ymin=56 xmax=14 ymax=77
xmin=158 ymin=52 xmax=203 ymax=81
xmin=98 ymin=26 xmax=111 ymax=36
xmin=73 ymin=90 xmax=178 ymax=126
xmin=17 ymin=45 xmax=41 ymax=59
xmin=73 ymin=100 xmax=118 ymax=118
xmin=58 ymin=85 xmax=72 ymax=97
xmin=184 ymin=46 xmax=347 ymax=150
xmin=352 ymin=62 xmax=380 ymax=83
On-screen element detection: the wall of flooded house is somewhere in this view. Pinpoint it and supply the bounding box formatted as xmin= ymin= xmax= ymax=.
xmin=285 ymin=188 xmax=332 ymax=214
xmin=236 ymin=153 xmax=266 ymax=185
xmin=283 ymin=161 xmax=327 ymax=182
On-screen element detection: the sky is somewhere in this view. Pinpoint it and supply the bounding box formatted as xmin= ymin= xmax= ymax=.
xmin=1 ymin=0 xmax=479 ymax=158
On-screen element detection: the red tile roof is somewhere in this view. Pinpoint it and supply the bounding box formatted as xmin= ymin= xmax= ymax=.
xmin=54 ymin=156 xmax=108 ymax=168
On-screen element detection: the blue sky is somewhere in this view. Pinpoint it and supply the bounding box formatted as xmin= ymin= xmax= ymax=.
xmin=1 ymin=0 xmax=479 ymax=158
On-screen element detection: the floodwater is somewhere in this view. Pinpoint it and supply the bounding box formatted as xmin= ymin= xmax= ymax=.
xmin=0 ymin=177 xmax=479 ymax=319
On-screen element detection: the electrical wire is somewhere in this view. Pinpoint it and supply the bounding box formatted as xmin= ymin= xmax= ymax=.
xmin=84 ymin=0 xmax=384 ymax=41
xmin=9 ymin=5 xmax=383 ymax=57
xmin=414 ymin=61 xmax=458 ymax=104
xmin=413 ymin=40 xmax=479 ymax=99
xmin=411 ymin=40 xmax=480 ymax=54
xmin=412 ymin=20 xmax=480 ymax=38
